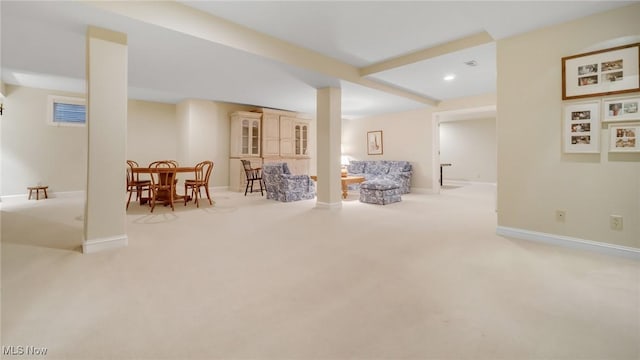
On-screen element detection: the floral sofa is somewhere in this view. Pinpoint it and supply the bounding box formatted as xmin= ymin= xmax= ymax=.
xmin=262 ymin=162 xmax=316 ymax=202
xmin=347 ymin=160 xmax=412 ymax=194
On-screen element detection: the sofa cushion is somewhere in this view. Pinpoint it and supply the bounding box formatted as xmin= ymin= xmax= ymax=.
xmin=387 ymin=161 xmax=410 ymax=174
xmin=347 ymin=160 xmax=366 ymax=174
xmin=361 ymin=179 xmax=399 ymax=190
xmin=366 ymin=161 xmax=390 ymax=175
xmin=282 ymin=162 xmax=292 ymax=175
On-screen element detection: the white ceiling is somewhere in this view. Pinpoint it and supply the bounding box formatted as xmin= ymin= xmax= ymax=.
xmin=1 ymin=1 xmax=635 ymax=119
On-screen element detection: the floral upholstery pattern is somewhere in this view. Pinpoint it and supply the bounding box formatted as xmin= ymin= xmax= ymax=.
xmin=347 ymin=160 xmax=412 ymax=194
xmin=359 ymin=179 xmax=402 ymax=205
xmin=262 ymin=162 xmax=316 ymax=202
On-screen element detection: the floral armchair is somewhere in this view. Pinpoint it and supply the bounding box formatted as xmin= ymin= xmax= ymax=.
xmin=262 ymin=163 xmax=316 ymax=202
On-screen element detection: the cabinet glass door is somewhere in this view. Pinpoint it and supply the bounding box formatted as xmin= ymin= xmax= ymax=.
xmin=295 ymin=125 xmax=301 ymax=155
xmin=302 ymin=125 xmax=308 ymax=156
xmin=251 ymin=120 xmax=260 ymax=155
xmin=241 ymin=119 xmax=249 ymax=154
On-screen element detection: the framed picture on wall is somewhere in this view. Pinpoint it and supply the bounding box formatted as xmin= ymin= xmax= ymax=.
xmin=367 ymin=130 xmax=383 ymax=155
xmin=563 ymin=101 xmax=600 ymax=153
xmin=562 ymin=43 xmax=640 ymax=100
xmin=602 ymin=96 xmax=640 ymax=122
xmin=609 ymin=123 xmax=640 ymax=152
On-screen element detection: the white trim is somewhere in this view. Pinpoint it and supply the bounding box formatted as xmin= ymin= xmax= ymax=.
xmin=496 ymin=226 xmax=640 ymax=260
xmin=431 ymin=104 xmax=497 ymax=195
xmin=408 ymin=187 xmax=435 ymax=194
xmin=47 ymin=94 xmax=86 ymax=127
xmin=82 ymin=234 xmax=128 ymax=254
xmin=50 ymin=190 xmax=85 ymax=198
xmin=432 ymin=114 xmax=441 ymax=194
xmin=445 ymin=180 xmax=497 ymax=187
xmin=0 ymin=194 xmax=27 ymax=202
xmin=1 ymin=190 xmax=85 ymax=202
xmin=211 ymin=186 xmax=229 ymax=192
xmin=314 ymin=201 xmax=342 ymax=210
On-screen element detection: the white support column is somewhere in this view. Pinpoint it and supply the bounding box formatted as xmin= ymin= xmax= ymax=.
xmin=83 ymin=26 xmax=128 ymax=253
xmin=315 ymin=87 xmax=342 ymax=209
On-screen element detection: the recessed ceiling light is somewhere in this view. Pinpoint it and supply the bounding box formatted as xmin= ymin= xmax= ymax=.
xmin=444 ymin=74 xmax=456 ymax=81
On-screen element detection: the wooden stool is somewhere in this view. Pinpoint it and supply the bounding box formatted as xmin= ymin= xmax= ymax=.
xmin=28 ymin=186 xmax=49 ymax=200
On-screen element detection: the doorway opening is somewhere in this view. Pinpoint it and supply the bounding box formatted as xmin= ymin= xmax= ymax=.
xmin=431 ymin=105 xmax=496 ymax=194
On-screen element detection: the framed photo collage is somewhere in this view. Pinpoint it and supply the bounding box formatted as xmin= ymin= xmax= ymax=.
xmin=561 ymin=43 xmax=640 ymax=153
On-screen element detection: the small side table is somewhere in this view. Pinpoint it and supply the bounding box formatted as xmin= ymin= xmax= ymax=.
xmin=28 ymin=186 xmax=49 ymax=200
xmin=310 ymin=175 xmax=366 ymax=199
xmin=440 ymin=163 xmax=452 ymax=186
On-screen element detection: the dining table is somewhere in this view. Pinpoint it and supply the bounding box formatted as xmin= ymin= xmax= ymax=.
xmin=132 ymin=166 xmax=196 ymax=207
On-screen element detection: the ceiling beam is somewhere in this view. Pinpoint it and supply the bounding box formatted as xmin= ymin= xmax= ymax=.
xmin=359 ymin=31 xmax=494 ymax=76
xmin=83 ymin=1 xmax=439 ymax=106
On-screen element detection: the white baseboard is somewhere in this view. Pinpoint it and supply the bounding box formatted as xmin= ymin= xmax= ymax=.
xmin=445 ymin=180 xmax=497 ymax=187
xmin=1 ymin=190 xmax=85 ymax=202
xmin=408 ymin=187 xmax=434 ymax=194
xmin=0 ymin=194 xmax=26 ymax=202
xmin=315 ymin=201 xmax=342 ymax=210
xmin=496 ymin=226 xmax=640 ymax=260
xmin=211 ymin=186 xmax=229 ymax=192
xmin=51 ymin=190 xmax=85 ymax=198
xmin=83 ymin=234 xmax=128 ymax=254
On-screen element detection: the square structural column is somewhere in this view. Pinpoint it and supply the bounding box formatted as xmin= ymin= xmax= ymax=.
xmin=83 ymin=26 xmax=128 ymax=253
xmin=315 ymin=87 xmax=342 ymax=209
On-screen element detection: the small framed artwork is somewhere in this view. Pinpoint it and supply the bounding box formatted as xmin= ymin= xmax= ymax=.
xmin=367 ymin=130 xmax=383 ymax=155
xmin=609 ymin=123 xmax=639 ymax=152
xmin=562 ymin=43 xmax=640 ymax=100
xmin=603 ymin=96 xmax=640 ymax=122
xmin=563 ymin=101 xmax=600 ymax=153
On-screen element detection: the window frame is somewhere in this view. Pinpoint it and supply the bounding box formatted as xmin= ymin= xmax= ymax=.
xmin=47 ymin=95 xmax=87 ymax=127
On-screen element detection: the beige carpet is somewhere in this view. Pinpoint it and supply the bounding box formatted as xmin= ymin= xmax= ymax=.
xmin=2 ymin=184 xmax=639 ymax=359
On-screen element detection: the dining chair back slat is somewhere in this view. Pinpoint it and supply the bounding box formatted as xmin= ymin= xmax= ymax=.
xmin=149 ymin=160 xmax=177 ymax=212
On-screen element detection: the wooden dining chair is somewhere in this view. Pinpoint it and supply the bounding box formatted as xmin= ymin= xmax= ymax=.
xmin=241 ymin=159 xmax=264 ymax=196
xmin=126 ymin=160 xmax=151 ymax=209
xmin=149 ymin=160 xmax=177 ymax=212
xmin=149 ymin=160 xmax=179 ymax=167
xmin=184 ymin=160 xmax=214 ymax=207
xmin=149 ymin=160 xmax=180 ymax=190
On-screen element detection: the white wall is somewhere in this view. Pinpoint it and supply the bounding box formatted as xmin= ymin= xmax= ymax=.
xmin=127 ymin=99 xmax=177 ymax=166
xmin=497 ymin=3 xmax=640 ymax=248
xmin=176 ymin=99 xmax=255 ymax=187
xmin=342 ymin=94 xmax=496 ymax=191
xmin=0 ymin=85 xmax=311 ymax=197
xmin=0 ymin=87 xmax=182 ymax=197
xmin=439 ymin=118 xmax=496 ymax=183
xmin=1 ymin=85 xmax=87 ymax=196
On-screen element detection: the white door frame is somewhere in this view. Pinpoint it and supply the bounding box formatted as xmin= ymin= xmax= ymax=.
xmin=431 ymin=105 xmax=496 ymax=194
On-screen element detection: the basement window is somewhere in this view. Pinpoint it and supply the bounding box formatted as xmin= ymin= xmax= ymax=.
xmin=48 ymin=95 xmax=86 ymax=127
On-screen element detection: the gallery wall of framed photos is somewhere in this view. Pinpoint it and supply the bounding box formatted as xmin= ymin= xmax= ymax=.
xmin=561 ymin=42 xmax=640 ymax=154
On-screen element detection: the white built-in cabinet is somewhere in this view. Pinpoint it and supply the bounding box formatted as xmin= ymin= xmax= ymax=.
xmin=261 ymin=112 xmax=280 ymax=157
xmin=229 ymin=109 xmax=311 ymax=192
xmin=229 ymin=112 xmax=261 ymax=192
xmin=279 ymin=117 xmax=295 ymax=157
xmin=230 ymin=112 xmax=261 ymax=158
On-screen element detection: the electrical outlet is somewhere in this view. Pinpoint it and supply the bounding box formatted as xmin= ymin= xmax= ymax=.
xmin=610 ymin=215 xmax=623 ymax=230
xmin=555 ymin=210 xmax=566 ymax=222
